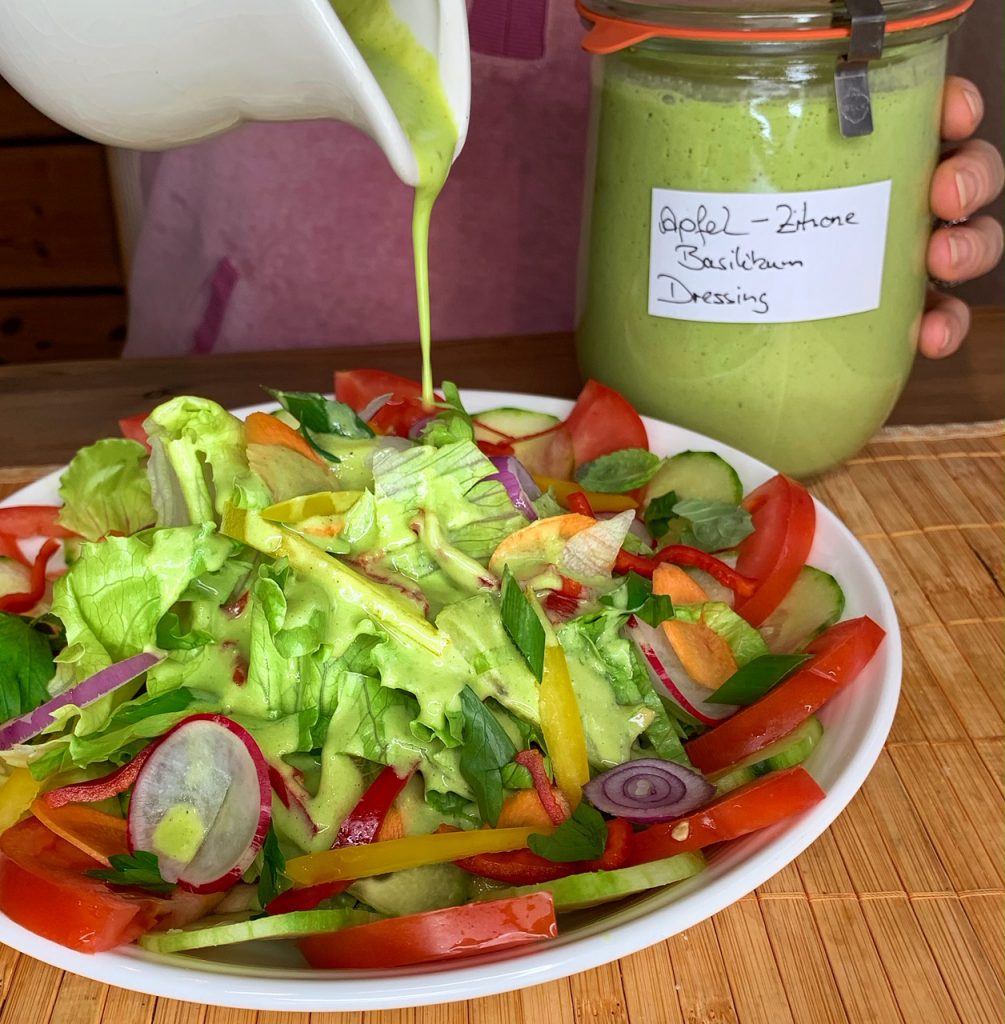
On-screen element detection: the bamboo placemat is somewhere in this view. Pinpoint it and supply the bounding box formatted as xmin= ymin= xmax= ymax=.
xmin=0 ymin=421 xmax=1001 ymax=1024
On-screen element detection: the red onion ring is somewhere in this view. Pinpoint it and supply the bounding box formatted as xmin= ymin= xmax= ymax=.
xmin=583 ymin=758 xmax=714 ymax=823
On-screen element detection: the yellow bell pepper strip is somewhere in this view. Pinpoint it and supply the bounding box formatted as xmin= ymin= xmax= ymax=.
xmin=0 ymin=768 xmax=41 ymax=835
xmin=261 ymin=490 xmax=362 ymax=524
xmin=222 ymin=505 xmax=446 ymax=656
xmin=285 ymin=826 xmax=542 ymax=885
xmin=532 ymin=476 xmax=638 ymax=513
xmin=538 ymin=644 xmax=590 ymax=810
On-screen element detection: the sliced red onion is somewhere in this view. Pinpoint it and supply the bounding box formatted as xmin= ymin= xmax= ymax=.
xmin=583 ymin=758 xmax=714 ymax=823
xmin=625 ymin=615 xmax=738 ymax=726
xmin=408 ymin=414 xmax=436 ymax=440
xmin=0 ymin=652 xmax=161 ymax=750
xmin=128 ymin=713 xmax=271 ymax=894
xmin=561 ymin=510 xmax=635 ymax=578
xmin=357 ymin=392 xmax=393 ymax=422
xmin=487 ymin=456 xmax=541 ymax=521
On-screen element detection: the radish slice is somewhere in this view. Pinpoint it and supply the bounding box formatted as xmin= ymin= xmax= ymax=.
xmin=128 ymin=714 xmax=271 ymax=894
xmin=625 ymin=615 xmax=739 ymax=726
xmin=0 ymin=652 xmax=161 ymax=749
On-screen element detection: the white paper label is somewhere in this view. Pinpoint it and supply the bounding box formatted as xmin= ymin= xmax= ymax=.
xmin=648 ymin=182 xmax=892 ymax=324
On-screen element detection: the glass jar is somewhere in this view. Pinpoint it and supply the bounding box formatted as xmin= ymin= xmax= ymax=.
xmin=575 ymin=0 xmax=970 ymax=476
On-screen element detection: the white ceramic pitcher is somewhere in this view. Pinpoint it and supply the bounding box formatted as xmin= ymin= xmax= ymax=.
xmin=0 ymin=0 xmax=470 ymax=188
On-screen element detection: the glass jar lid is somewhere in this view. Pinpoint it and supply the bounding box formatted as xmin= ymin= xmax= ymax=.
xmin=577 ymin=0 xmax=973 ymax=53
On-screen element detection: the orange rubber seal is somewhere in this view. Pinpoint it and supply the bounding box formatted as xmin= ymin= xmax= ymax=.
xmin=577 ymin=0 xmax=974 ymax=54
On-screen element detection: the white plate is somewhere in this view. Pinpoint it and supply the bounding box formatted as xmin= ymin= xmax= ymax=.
xmin=0 ymin=390 xmax=901 ymax=1012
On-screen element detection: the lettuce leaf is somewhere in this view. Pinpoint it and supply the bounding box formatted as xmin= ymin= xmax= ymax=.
xmin=145 ymin=397 xmax=271 ymax=526
xmin=57 ymin=438 xmax=155 ymax=541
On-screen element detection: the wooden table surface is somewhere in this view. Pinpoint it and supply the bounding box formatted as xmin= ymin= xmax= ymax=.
xmin=0 ymin=307 xmax=1001 ymax=468
xmin=0 ymin=312 xmax=1001 ymax=1024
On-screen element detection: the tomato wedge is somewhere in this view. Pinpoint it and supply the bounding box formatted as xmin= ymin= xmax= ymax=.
xmin=298 ymin=892 xmax=557 ymax=968
xmin=334 ymin=368 xmax=439 ymax=437
xmin=0 ymin=818 xmax=160 ymax=952
xmin=564 ymin=380 xmax=649 ymax=467
xmin=684 ymin=617 xmax=886 ymax=775
xmin=733 ymin=474 xmax=816 ymax=626
xmin=118 ymin=413 xmax=151 ymax=449
xmin=627 ymin=767 xmax=825 ymax=865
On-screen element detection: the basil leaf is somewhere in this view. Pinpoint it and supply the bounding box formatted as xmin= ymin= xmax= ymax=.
xmin=264 ymin=389 xmax=373 ymax=462
xmin=89 ymin=851 xmax=174 ymax=893
xmin=0 ymin=612 xmax=56 ymax=722
xmin=458 ymin=687 xmax=518 ymax=827
xmin=671 ymin=499 xmax=753 ymax=553
xmin=600 ymin=572 xmax=674 ymax=628
xmin=706 ymin=653 xmax=812 ymax=705
xmin=528 ymin=802 xmax=607 ymax=863
xmin=643 ymin=490 xmax=678 ymax=540
xmin=256 ymin=824 xmax=288 ymax=908
xmin=500 ymin=566 xmax=546 ymax=681
xmin=575 ymin=449 xmax=663 ymax=493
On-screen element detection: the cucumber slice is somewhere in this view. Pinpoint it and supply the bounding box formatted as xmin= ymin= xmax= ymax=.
xmin=759 ymin=566 xmax=845 ymax=654
xmin=477 ymin=851 xmax=706 ymax=911
xmin=138 ymin=908 xmax=377 ymax=953
xmin=644 ymin=451 xmax=743 ymax=506
xmin=472 ymin=408 xmax=559 ymax=441
xmin=348 ymin=863 xmax=472 ymax=917
xmin=710 ymin=715 xmax=824 ymax=795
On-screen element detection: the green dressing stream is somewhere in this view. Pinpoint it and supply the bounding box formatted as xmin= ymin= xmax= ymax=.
xmin=332 ymin=0 xmax=458 ymax=405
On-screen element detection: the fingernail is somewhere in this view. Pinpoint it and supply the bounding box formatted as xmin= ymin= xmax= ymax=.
xmin=947 ymin=233 xmax=972 ymax=268
xmin=962 ymin=84 xmax=982 ymax=122
xmin=956 ymin=170 xmax=977 ymax=211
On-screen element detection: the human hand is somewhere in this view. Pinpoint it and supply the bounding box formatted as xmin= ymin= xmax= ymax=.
xmin=920 ymin=76 xmax=1004 ymax=358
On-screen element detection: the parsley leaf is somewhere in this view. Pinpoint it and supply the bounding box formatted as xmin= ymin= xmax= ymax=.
xmin=574 ymin=449 xmax=663 ymax=493
xmin=256 ymin=824 xmax=288 ymax=908
xmin=458 ymin=687 xmax=518 ymax=827
xmin=419 ymin=381 xmax=474 ymax=448
xmin=265 ymin=388 xmax=374 ymax=462
xmin=0 ymin=612 xmax=56 ymax=722
xmin=500 ymin=567 xmax=546 ymax=681
xmin=528 ymin=802 xmax=608 ymax=862
xmin=600 ymin=572 xmax=675 ymax=628
xmin=89 ymin=851 xmax=174 ymax=893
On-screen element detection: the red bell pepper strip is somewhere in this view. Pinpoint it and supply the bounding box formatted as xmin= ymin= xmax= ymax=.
xmin=513 ymin=749 xmax=570 ymax=826
xmin=614 ymin=546 xmax=758 ymax=599
xmin=684 ymin=617 xmax=886 ymax=775
xmin=265 ymin=763 xmax=416 ymax=915
xmin=42 ymin=746 xmax=155 ymax=809
xmin=0 ymin=539 xmax=59 ymax=614
xmin=0 ymin=533 xmax=27 ymax=566
xmin=627 ymin=767 xmax=825 ymax=866
xmin=454 ymin=817 xmax=633 ymax=886
xmin=263 ymin=879 xmax=351 ymax=916
xmin=0 ymin=507 xmax=75 ymax=539
xmin=565 ymin=491 xmax=595 ymax=517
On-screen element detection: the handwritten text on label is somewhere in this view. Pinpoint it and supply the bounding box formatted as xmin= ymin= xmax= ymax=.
xmin=648 ymin=183 xmax=892 ymax=324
